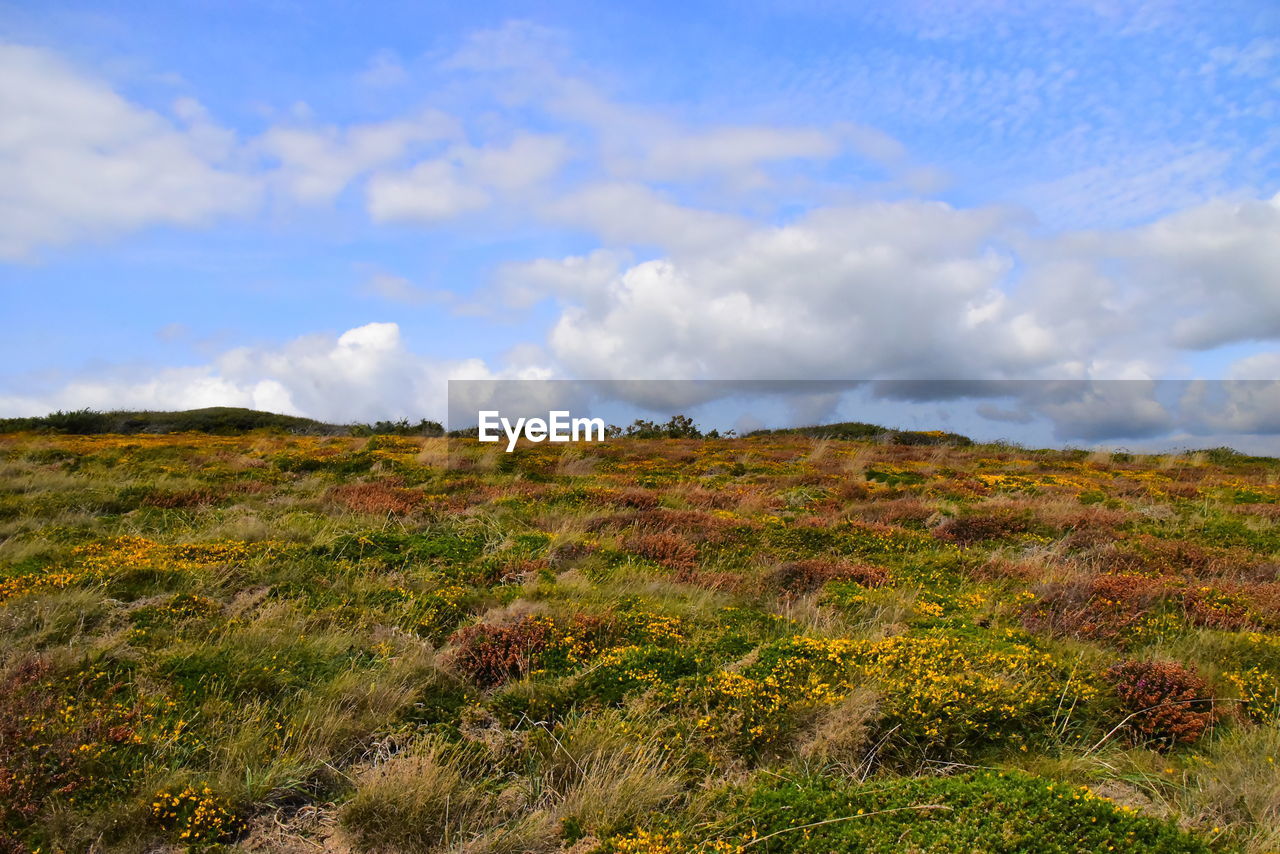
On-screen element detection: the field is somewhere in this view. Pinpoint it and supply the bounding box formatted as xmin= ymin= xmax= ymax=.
xmin=0 ymin=431 xmax=1278 ymax=852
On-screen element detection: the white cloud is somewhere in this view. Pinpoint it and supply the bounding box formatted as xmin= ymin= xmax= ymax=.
xmin=367 ymin=160 xmax=490 ymax=222
xmin=359 ymin=49 xmax=409 ymax=88
xmin=260 ymin=109 xmax=459 ymax=203
xmin=543 ymin=183 xmax=751 ymax=252
xmin=1128 ymin=193 xmax=1280 ymax=350
xmin=0 ymin=371 xmax=293 ymax=417
xmin=1028 ymin=381 xmax=1175 ymax=441
xmin=1181 ymin=377 xmax=1280 ymax=437
xmin=494 ymin=248 xmax=627 ymax=308
xmin=0 ymin=322 xmax=496 ymax=423
xmin=444 ymin=22 xmax=872 ymax=193
xmin=641 ymin=127 xmax=838 ymax=181
xmin=455 ymin=133 xmax=570 ymax=191
xmin=546 ymin=201 xmax=1060 ymax=381
xmin=359 ymin=272 xmax=452 ymax=305
xmin=1228 ymin=352 xmax=1280 ymax=381
xmin=366 ymin=132 xmax=568 ymax=222
xmin=1201 ymin=39 xmax=1279 ymax=80
xmin=0 ymin=43 xmax=259 ymax=260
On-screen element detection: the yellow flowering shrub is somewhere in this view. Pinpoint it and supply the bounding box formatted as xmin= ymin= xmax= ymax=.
xmin=148 ymin=784 xmax=238 ymax=843
xmin=1225 ymin=666 xmax=1280 ymax=722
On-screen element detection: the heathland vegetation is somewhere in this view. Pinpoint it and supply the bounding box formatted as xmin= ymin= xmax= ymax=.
xmin=0 ymin=422 xmax=1277 ymax=851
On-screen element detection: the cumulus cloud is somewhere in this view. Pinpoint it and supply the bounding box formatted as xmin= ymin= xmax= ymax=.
xmin=1176 ymin=354 xmax=1280 ymax=436
xmin=1002 ymin=193 xmax=1280 ymax=368
xmin=1024 ymin=381 xmax=1175 ymax=441
xmin=1180 ymin=379 xmax=1280 ymax=437
xmin=1132 ymin=193 xmax=1280 ymax=349
xmin=0 ymin=44 xmax=259 ymax=260
xmin=545 ymin=201 xmax=1059 ymax=381
xmin=0 ymin=323 xmax=496 ymax=424
xmin=1227 ymin=352 xmax=1280 ymax=381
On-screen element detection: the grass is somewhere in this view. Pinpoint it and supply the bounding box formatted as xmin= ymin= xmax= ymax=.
xmin=0 ymin=429 xmax=1276 ymax=851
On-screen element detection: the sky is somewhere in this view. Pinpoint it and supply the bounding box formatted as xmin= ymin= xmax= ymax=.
xmin=1 ymin=0 xmax=1278 ymax=450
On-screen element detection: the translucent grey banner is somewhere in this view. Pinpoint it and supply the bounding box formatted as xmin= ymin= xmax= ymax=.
xmin=446 ymin=379 xmax=1280 ymax=456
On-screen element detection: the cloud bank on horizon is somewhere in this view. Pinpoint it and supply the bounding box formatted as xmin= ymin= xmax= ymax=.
xmin=1 ymin=1 xmax=1278 ymax=450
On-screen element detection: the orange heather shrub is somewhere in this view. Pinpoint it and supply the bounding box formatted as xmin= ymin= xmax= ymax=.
xmin=766 ymin=559 xmax=887 ymax=598
xmin=625 ymin=531 xmax=698 ymax=570
xmin=676 ymin=486 xmax=738 ymax=509
xmin=447 ymin=616 xmax=554 ymax=686
xmin=327 ymin=481 xmax=422 ymax=515
xmin=1104 ymin=660 xmax=1217 ymax=749
xmin=854 ymin=496 xmax=935 ymax=526
xmin=1182 ymin=583 xmax=1255 ymax=631
xmin=1114 ymin=535 xmax=1265 ymax=581
xmin=612 ymin=487 xmax=662 ymax=509
xmin=932 ymin=509 xmax=1031 ymax=546
xmin=619 ymin=507 xmax=740 ymax=542
xmin=1020 ymin=573 xmax=1168 ymax=645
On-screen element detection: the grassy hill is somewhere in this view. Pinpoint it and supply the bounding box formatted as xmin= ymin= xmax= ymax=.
xmin=0 ymin=431 xmax=1276 ymax=851
xmin=0 ymin=406 xmax=443 ymax=437
xmin=748 ymin=420 xmax=974 ymax=446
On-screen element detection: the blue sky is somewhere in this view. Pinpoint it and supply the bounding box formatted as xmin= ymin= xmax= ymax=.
xmin=1 ymin=1 xmax=1278 ymax=449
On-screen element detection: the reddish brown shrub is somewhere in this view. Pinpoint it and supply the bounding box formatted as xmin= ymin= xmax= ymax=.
xmin=855 ymin=497 xmax=935 ymax=526
xmin=1112 ymin=535 xmax=1264 ymax=580
xmin=765 ymin=559 xmax=887 ymax=598
xmin=0 ymin=659 xmax=138 ymax=834
xmin=677 ymin=487 xmax=737 ymax=510
xmin=932 ymin=510 xmax=1031 ymax=546
xmin=1244 ymin=581 xmax=1280 ymax=625
xmin=1045 ymin=504 xmax=1130 ymax=534
xmin=1181 ymin=581 xmax=1280 ymax=630
xmin=1104 ymin=660 xmax=1217 ymax=749
xmin=1059 ymin=526 xmax=1120 ymax=552
xmin=327 ymin=481 xmax=422 ymax=515
xmin=447 ymin=616 xmax=553 ymax=686
xmin=1020 ymin=573 xmax=1169 ymax=645
xmin=625 ymin=532 xmax=698 ymax=570
xmin=613 ymin=488 xmax=661 ymax=509
xmin=496 ymin=559 xmax=550 ymax=583
xmin=625 ymin=508 xmax=739 ymax=540
xmin=836 ymin=480 xmax=872 ymax=502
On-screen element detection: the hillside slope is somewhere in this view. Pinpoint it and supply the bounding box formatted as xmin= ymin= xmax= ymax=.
xmin=0 ymin=432 xmax=1275 ymax=851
